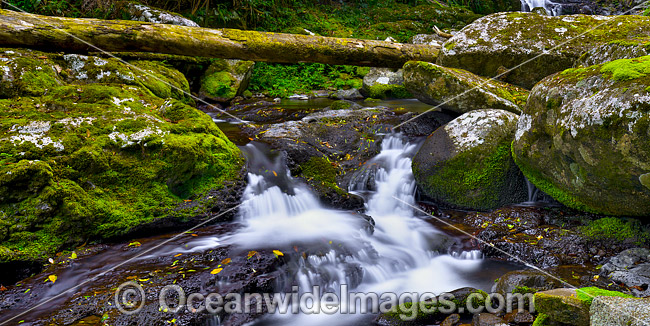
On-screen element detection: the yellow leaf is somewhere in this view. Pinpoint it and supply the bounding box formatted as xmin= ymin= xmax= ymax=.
xmin=273 ymin=250 xmax=284 ymax=257
xmin=128 ymin=242 xmax=141 ymax=248
xmin=210 ymin=268 xmax=223 ymax=275
xmin=247 ymin=251 xmax=258 ymax=259
xmin=70 ymin=252 xmax=77 ymax=259
xmin=48 ymin=275 xmax=57 ymax=283
xmin=221 ymin=258 xmax=232 ymax=264
xmin=174 ymin=253 xmax=183 ymax=257
xmin=272 ymin=171 xmax=277 ymax=177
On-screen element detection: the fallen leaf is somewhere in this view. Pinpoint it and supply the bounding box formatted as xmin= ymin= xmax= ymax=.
xmin=221 ymin=258 xmax=231 ymax=264
xmin=210 ymin=268 xmax=223 ymax=275
xmin=48 ymin=258 xmax=54 ymax=264
xmin=247 ymin=251 xmax=258 ymax=259
xmin=128 ymin=242 xmax=141 ymax=248
xmin=273 ymin=250 xmax=284 ymax=257
xmin=48 ymin=275 xmax=57 ymax=283
xmin=70 ymin=252 xmax=77 ymax=259
xmin=0 ymin=285 xmax=7 ymax=291
xmin=272 ymin=171 xmax=277 ymax=177
xmin=174 ymin=253 xmax=183 ymax=257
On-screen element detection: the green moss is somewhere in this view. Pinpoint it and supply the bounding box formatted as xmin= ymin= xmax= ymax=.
xmin=513 ymin=286 xmax=536 ymax=295
xmin=368 ymin=84 xmax=412 ymax=99
xmin=0 ymin=62 xmax=243 ymax=263
xmin=416 ymin=142 xmax=517 ymax=210
xmin=600 ymin=56 xmax=650 ymax=81
xmin=299 ymin=157 xmax=339 ymax=188
xmin=576 ymin=287 xmax=634 ymax=305
xmin=201 ymin=71 xmax=237 ymax=99
xmin=579 ymin=217 xmax=649 ymax=245
xmin=330 ymin=100 xmax=353 ymax=110
xmin=532 ymin=313 xmax=553 ymax=326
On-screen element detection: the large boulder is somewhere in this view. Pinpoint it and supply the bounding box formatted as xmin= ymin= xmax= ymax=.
xmin=578 ymin=38 xmax=650 ymax=67
xmin=199 ymin=59 xmax=255 ymax=102
xmin=403 ymin=61 xmax=528 ymax=114
xmin=535 ymin=288 xmax=590 ymax=326
xmin=601 ymin=248 xmax=650 ymax=297
xmin=0 ymin=49 xmax=244 ymax=263
xmin=412 ymin=109 xmax=527 ymax=210
xmin=512 ymin=56 xmax=650 ymax=216
xmin=438 ymin=12 xmax=650 ymax=89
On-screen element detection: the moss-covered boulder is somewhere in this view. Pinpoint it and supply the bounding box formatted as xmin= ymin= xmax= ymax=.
xmin=512 ymin=56 xmax=650 ymax=216
xmin=127 ymin=3 xmax=199 ymax=27
xmin=199 ymin=59 xmax=255 ymax=102
xmin=0 ymin=49 xmax=243 ymax=263
xmin=403 ymin=61 xmax=527 ymax=114
xmin=0 ymin=49 xmax=63 ymax=98
xmin=361 ymin=67 xmax=411 ymax=99
xmin=578 ymin=38 xmax=650 ymax=67
xmin=438 ymin=12 xmax=650 ymax=89
xmin=412 ymin=109 xmax=527 ymax=210
xmin=535 ymin=287 xmax=635 ymax=326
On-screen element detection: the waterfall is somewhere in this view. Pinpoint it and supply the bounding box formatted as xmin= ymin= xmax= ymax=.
xmin=520 ymin=0 xmax=562 ymax=15
xmin=231 ymin=135 xmax=490 ymax=325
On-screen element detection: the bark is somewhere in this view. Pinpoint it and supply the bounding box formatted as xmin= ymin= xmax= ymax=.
xmin=0 ymin=9 xmax=439 ymax=68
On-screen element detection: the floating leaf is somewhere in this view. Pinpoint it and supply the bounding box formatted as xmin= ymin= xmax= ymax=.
xmin=48 ymin=275 xmax=57 ymax=283
xmin=273 ymin=250 xmax=284 ymax=257
xmin=70 ymin=252 xmax=77 ymax=259
xmin=210 ymin=268 xmax=223 ymax=275
xmin=221 ymin=258 xmax=232 ymax=265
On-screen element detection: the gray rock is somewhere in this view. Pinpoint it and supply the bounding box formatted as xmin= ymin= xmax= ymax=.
xmin=441 ymin=313 xmax=461 ymax=326
xmin=471 ymin=313 xmax=507 ymax=326
xmin=128 ymin=3 xmax=199 ymax=27
xmin=590 ymin=296 xmax=650 ymax=326
xmin=601 ymin=248 xmax=650 ymax=297
xmin=410 ymin=34 xmax=447 ymax=47
xmin=330 ymin=88 xmax=364 ymax=100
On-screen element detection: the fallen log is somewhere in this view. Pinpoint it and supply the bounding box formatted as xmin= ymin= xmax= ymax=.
xmin=0 ymin=9 xmax=439 ymax=68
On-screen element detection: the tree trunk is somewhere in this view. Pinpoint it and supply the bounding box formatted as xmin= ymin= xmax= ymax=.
xmin=0 ymin=9 xmax=439 ymax=68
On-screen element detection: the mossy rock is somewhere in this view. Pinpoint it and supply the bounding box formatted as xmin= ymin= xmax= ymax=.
xmin=535 ymin=287 xmax=635 ymax=326
xmin=512 ymin=55 xmax=650 ymax=216
xmin=412 ymin=109 xmax=527 ymax=210
xmin=0 ymin=51 xmax=243 ymax=263
xmin=361 ymin=67 xmax=411 ymax=99
xmin=578 ymin=38 xmax=650 ymax=67
xmin=0 ymin=49 xmax=63 ymax=98
xmin=438 ymin=12 xmax=650 ymax=89
xmin=590 ymin=296 xmax=650 ymax=326
xmin=199 ymin=59 xmax=255 ymax=102
xmin=403 ymin=61 xmax=527 ymax=114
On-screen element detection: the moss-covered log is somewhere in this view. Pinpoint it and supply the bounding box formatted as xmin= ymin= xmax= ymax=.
xmin=0 ymin=9 xmax=438 ymax=68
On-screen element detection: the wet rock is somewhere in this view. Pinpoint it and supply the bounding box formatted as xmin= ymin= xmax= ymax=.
xmin=396 ymin=110 xmax=458 ymax=138
xmin=412 ymin=109 xmax=527 ymax=210
xmin=471 ymin=312 xmax=506 ymax=326
xmin=600 ymin=248 xmax=650 ymax=297
xmin=503 ymin=309 xmax=534 ymax=324
xmin=199 ymin=59 xmax=255 ymax=102
xmin=493 ymin=270 xmax=563 ymax=296
xmin=127 ymin=3 xmax=199 ymax=27
xmin=330 ymin=88 xmax=364 ymax=100
xmin=246 ymin=108 xmax=398 ymax=210
xmin=403 ymin=61 xmax=528 ymax=114
xmin=438 ymin=12 xmax=650 ymax=89
xmin=577 ymin=39 xmax=650 ymax=67
xmin=590 ymin=296 xmax=650 ymax=326
xmin=534 ymin=288 xmax=590 ymax=326
xmin=512 ymin=56 xmax=650 ymax=216
xmin=442 ymin=313 xmax=461 ymax=326
xmin=361 ymin=68 xmax=411 ymax=99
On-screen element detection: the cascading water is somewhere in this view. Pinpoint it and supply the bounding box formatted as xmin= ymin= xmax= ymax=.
xmin=520 ymin=0 xmax=563 ymax=15
xmin=231 ymin=135 xmax=501 ymax=325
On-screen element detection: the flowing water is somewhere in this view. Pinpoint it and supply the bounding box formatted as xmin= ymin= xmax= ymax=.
xmin=231 ymin=134 xmax=519 ymax=325
xmin=520 ymin=0 xmax=563 ymax=15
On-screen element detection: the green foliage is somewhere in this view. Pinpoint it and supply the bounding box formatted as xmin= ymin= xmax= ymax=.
xmin=576 ymin=287 xmax=634 ymax=305
xmin=368 ymin=84 xmax=412 ymax=99
xmin=249 ymin=62 xmax=367 ymax=98
xmin=579 ymin=217 xmax=650 ymax=245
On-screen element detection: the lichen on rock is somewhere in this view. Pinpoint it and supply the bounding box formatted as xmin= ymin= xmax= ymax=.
xmin=512 ymin=55 xmax=650 ymax=216
xmin=412 ymin=109 xmax=527 ymax=210
xmin=403 ymin=61 xmax=528 ymax=114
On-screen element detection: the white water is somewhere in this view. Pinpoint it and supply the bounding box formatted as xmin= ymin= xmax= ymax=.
xmin=229 ymin=135 xmax=488 ymax=325
xmin=520 ymin=0 xmax=562 ymax=15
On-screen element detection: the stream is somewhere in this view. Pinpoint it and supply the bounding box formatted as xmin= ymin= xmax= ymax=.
xmin=0 ymin=100 xmax=523 ymax=325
